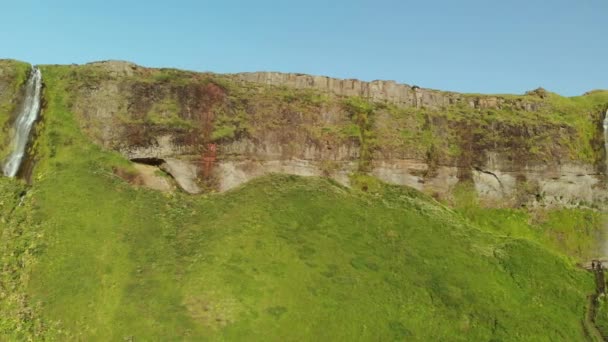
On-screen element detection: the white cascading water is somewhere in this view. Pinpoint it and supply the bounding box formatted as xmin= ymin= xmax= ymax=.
xmin=604 ymin=109 xmax=608 ymax=159
xmin=600 ymin=109 xmax=608 ymax=260
xmin=2 ymin=67 xmax=42 ymax=177
xmin=603 ymin=109 xmax=608 ymax=258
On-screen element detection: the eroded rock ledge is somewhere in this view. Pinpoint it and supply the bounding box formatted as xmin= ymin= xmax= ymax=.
xmin=233 ymin=72 xmax=542 ymax=111
xmin=29 ymin=61 xmax=608 ymax=207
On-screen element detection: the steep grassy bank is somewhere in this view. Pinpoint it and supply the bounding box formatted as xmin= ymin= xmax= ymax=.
xmin=449 ymin=182 xmax=606 ymax=262
xmin=0 ymin=66 xmax=599 ymax=341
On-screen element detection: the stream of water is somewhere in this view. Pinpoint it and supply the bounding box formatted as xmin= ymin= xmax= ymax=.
xmin=602 ymin=109 xmax=608 ymax=259
xmin=604 ymin=109 xmax=608 ymax=167
xmin=2 ymin=67 xmax=42 ymax=177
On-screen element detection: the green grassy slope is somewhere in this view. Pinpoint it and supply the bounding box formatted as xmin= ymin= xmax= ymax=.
xmin=0 ymin=66 xmax=599 ymax=341
xmin=451 ymin=183 xmax=606 ymax=263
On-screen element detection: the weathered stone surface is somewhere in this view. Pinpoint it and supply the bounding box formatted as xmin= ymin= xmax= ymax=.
xmin=216 ymin=159 xmax=356 ymax=192
xmin=160 ymin=158 xmax=201 ymax=194
xmin=132 ymin=163 xmax=174 ymax=192
xmin=472 ymin=169 xmax=516 ymax=200
xmin=86 ymin=60 xmax=138 ymax=77
xmin=220 ymin=138 xmax=359 ymax=161
xmin=120 ymin=135 xmax=195 ymax=159
xmin=233 ymin=72 xmax=542 ymax=111
xmin=33 ymin=62 xmax=606 ymax=207
xmin=365 ymin=154 xmax=606 ymax=208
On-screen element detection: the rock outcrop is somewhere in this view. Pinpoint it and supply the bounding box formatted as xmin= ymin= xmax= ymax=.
xmin=20 ymin=61 xmax=608 ymax=207
xmin=233 ymin=72 xmax=543 ymax=111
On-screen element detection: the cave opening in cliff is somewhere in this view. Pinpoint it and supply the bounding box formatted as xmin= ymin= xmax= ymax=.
xmin=130 ymin=157 xmax=176 ymax=181
xmin=130 ymin=157 xmax=166 ymax=166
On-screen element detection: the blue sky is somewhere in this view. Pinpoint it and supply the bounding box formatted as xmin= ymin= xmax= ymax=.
xmin=0 ymin=0 xmax=606 ymax=95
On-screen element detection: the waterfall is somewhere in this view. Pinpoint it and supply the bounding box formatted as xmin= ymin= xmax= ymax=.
xmin=2 ymin=67 xmax=42 ymax=177
xmin=603 ymin=109 xmax=608 ymax=258
xmin=605 ymin=109 xmax=608 ymax=167
xmin=604 ymin=109 xmax=608 ymax=160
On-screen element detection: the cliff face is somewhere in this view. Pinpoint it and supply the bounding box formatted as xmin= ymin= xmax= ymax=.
xmin=233 ymin=72 xmax=543 ymax=111
xmin=5 ymin=60 xmax=607 ymax=207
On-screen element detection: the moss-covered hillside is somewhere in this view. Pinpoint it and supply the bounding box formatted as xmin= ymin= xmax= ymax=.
xmin=0 ymin=60 xmax=607 ymax=340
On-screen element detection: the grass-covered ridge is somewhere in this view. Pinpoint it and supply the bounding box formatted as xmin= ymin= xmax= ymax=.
xmin=0 ymin=65 xmax=600 ymax=340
